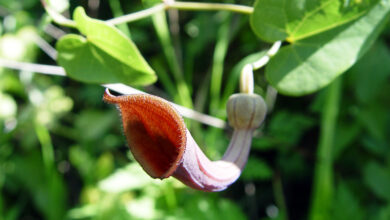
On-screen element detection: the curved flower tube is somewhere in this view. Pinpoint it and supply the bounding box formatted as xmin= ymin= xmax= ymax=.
xmin=103 ymin=89 xmax=266 ymax=192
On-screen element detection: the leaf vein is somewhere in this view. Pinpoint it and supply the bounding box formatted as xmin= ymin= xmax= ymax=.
xmin=289 ymin=0 xmax=334 ymax=37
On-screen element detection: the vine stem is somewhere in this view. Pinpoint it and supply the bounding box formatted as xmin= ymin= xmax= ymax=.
xmin=0 ymin=59 xmax=226 ymax=129
xmin=167 ymin=1 xmax=253 ymax=14
xmin=108 ymin=2 xmax=253 ymax=25
xmin=40 ymin=0 xmax=76 ymax=28
xmin=107 ymin=4 xmax=166 ymax=25
xmin=42 ymin=1 xmax=253 ymax=28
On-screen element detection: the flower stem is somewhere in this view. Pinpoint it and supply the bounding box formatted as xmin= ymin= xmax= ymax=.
xmin=239 ymin=41 xmax=281 ymax=94
xmin=252 ymin=41 xmax=281 ymax=70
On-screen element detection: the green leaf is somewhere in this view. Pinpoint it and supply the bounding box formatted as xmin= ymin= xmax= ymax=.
xmin=354 ymin=105 xmax=388 ymax=141
xmin=75 ymin=109 xmax=117 ymax=142
xmin=348 ymin=40 xmax=390 ymax=103
xmin=331 ymin=183 xmax=365 ymax=220
xmin=268 ymin=111 xmax=315 ymax=146
xmin=142 ymin=0 xmax=161 ymax=7
xmin=361 ymin=137 xmax=389 ymax=156
xmin=241 ymin=157 xmax=273 ymax=181
xmin=98 ymin=163 xmax=163 ymax=193
xmin=377 ymin=205 xmax=390 ymax=220
xmin=56 ymin=7 xmax=156 ymax=86
xmin=265 ymin=1 xmax=390 ymax=96
xmin=180 ymin=196 xmax=246 ymax=220
xmin=363 ymin=161 xmax=390 ymax=201
xmin=69 ymin=146 xmax=95 ymax=183
xmin=333 ymin=122 xmax=361 ymax=159
xmin=252 ymin=111 xmax=315 ymax=150
xmin=0 ymin=92 xmax=17 ymax=119
xmin=9 ymin=152 xmax=67 ymax=220
xmin=250 ymin=0 xmax=378 ymax=42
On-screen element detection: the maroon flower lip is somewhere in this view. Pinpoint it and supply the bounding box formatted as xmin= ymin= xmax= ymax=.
xmin=104 ymin=89 xmax=266 ymax=192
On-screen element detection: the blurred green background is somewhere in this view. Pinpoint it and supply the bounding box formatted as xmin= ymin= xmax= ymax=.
xmin=1 ymin=0 xmax=390 ymax=219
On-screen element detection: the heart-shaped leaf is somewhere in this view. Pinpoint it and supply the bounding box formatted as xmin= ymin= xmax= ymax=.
xmin=254 ymin=1 xmax=390 ymax=96
xmin=56 ymin=7 xmax=156 ymax=86
xmin=250 ymin=0 xmax=378 ymax=43
xmin=267 ymin=2 xmax=390 ymax=96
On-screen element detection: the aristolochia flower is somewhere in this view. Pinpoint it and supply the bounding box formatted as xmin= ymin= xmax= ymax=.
xmin=104 ymin=89 xmax=266 ymax=192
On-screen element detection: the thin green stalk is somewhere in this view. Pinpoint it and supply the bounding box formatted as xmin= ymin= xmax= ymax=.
xmin=151 ymin=11 xmax=193 ymax=109
xmin=273 ymin=172 xmax=288 ymax=220
xmin=209 ymin=12 xmax=231 ymax=116
xmin=149 ymin=60 xmax=177 ymax=97
xmin=108 ymin=0 xmax=131 ymax=37
xmin=35 ymin=122 xmax=55 ymax=175
xmin=34 ymin=122 xmax=67 ymax=220
xmin=265 ymin=86 xmax=278 ymax=113
xmin=191 ymin=71 xmax=212 ymax=141
xmin=167 ymin=9 xmax=183 ymax=73
xmin=0 ymin=181 xmax=3 ymax=218
xmin=309 ymin=78 xmax=342 ymax=220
